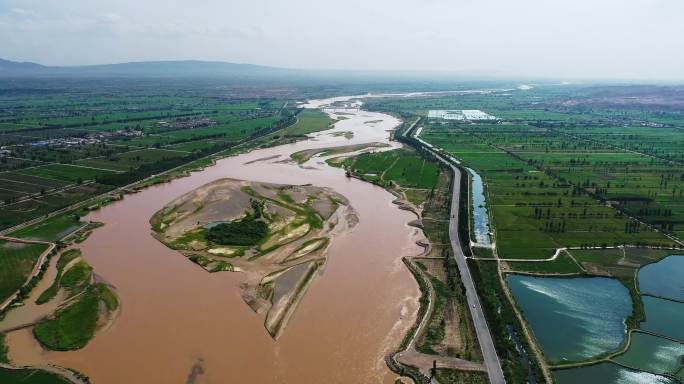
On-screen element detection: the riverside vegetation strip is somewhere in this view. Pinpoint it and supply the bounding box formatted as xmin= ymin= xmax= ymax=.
xmin=150 ymin=178 xmax=357 ymax=338
xmin=333 ymin=146 xmax=488 ymax=383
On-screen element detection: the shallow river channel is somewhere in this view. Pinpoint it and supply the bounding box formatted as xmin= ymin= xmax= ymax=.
xmin=5 ymin=96 xmax=423 ymax=383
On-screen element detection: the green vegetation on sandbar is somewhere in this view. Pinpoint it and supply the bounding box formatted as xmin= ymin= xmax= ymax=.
xmin=36 ymin=249 xmax=83 ymax=304
xmin=33 ymin=283 xmax=117 ymax=351
xmin=341 ymin=148 xmax=439 ymax=190
xmin=207 ymin=217 xmax=268 ymax=246
xmin=0 ymin=240 xmax=49 ymax=304
xmin=0 ymin=368 xmax=71 ymax=384
xmin=204 ymin=199 xmax=269 ymax=246
xmin=59 ymin=259 xmax=93 ymax=292
xmin=279 ymin=109 xmax=333 ymax=136
xmin=31 ymin=248 xmax=117 ymax=351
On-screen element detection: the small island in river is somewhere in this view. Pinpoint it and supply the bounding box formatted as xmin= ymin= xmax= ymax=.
xmin=150 ymin=178 xmax=357 ymax=338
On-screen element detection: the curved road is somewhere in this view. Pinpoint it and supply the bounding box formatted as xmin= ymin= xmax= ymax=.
xmin=407 ymin=124 xmax=505 ymax=384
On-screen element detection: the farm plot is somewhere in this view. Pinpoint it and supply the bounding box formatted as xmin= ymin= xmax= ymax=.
xmin=0 ymin=239 xmax=49 ymax=304
xmin=17 ymin=164 xmax=119 ymax=183
xmin=420 ymin=124 xmax=673 ymax=260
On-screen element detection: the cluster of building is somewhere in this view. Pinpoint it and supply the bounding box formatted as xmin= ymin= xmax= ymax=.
xmin=92 ymin=129 xmax=144 ymax=139
xmin=16 ymin=129 xmax=143 ymax=150
xmin=25 ymin=137 xmax=102 ymax=148
xmin=427 ymin=109 xmax=497 ymax=121
xmin=156 ymin=117 xmax=217 ymax=130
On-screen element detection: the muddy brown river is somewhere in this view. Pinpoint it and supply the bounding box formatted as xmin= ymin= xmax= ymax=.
xmin=5 ymin=96 xmax=422 ymax=383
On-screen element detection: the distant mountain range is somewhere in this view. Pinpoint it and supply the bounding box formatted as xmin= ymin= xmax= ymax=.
xmin=0 ymin=58 xmax=297 ymax=78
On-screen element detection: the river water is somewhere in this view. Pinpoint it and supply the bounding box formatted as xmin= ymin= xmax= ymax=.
xmin=5 ymin=96 xmax=423 ymax=384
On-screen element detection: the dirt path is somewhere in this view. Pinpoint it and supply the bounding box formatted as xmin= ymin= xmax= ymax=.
xmin=396 ymin=350 xmax=485 ymax=378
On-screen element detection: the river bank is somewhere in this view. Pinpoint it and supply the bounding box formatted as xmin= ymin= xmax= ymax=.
xmin=2 ymin=95 xmax=424 ymax=383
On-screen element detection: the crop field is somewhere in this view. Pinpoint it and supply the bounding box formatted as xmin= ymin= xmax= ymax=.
xmin=0 ymin=79 xmax=305 ymax=230
xmin=366 ymin=87 xmax=684 ymax=260
xmin=0 ymin=239 xmax=49 ymax=303
xmin=420 ymin=124 xmax=674 ymax=259
xmin=9 ymin=214 xmax=83 ymax=241
xmin=341 ymin=148 xmax=439 ymax=191
xmin=17 ymin=163 xmax=118 ymax=182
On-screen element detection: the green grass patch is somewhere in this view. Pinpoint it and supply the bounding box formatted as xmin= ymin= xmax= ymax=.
xmin=59 ymin=259 xmax=92 ymax=293
xmin=36 ymin=249 xmax=82 ymax=304
xmin=507 ymin=251 xmax=583 ymax=274
xmin=434 ymin=368 xmax=489 ymax=384
xmin=417 ymin=274 xmax=448 ymax=355
xmin=33 ymin=285 xmax=100 ymax=350
xmin=33 ymin=282 xmax=117 ymax=351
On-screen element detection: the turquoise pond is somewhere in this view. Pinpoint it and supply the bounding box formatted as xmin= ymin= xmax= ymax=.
xmin=641 ymin=296 xmax=684 ymax=341
xmin=614 ymin=332 xmax=684 ymax=376
xmin=638 ymin=255 xmax=684 ymax=301
xmin=554 ymin=363 xmax=675 ymax=384
xmin=520 ymin=255 xmax=684 ymax=383
xmin=507 ymin=275 xmax=632 ymax=362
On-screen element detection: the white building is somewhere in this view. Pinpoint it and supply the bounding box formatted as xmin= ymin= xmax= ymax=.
xmin=427 ymin=110 xmax=497 ymax=121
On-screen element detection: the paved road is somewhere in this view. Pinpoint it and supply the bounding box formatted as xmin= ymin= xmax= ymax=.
xmin=411 ymin=136 xmax=506 ymax=383
xmin=442 ymin=159 xmax=506 ymax=384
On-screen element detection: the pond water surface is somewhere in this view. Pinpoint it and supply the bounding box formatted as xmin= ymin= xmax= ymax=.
xmin=554 ymin=362 xmax=675 ymax=384
xmin=507 ymin=275 xmax=632 ymax=362
xmin=638 ymin=255 xmax=684 ymax=301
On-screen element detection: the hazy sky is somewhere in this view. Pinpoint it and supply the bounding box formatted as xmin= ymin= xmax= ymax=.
xmin=1 ymin=0 xmax=683 ymax=80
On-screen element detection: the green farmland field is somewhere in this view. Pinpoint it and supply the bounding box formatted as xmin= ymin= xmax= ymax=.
xmin=0 ymin=240 xmax=49 ymax=303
